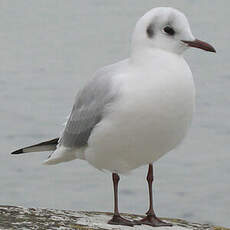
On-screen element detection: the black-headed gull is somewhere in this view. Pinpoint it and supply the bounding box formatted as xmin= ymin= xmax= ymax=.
xmin=11 ymin=7 xmax=215 ymax=227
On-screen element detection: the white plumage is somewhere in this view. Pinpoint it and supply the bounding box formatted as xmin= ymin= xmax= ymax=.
xmin=11 ymin=7 xmax=215 ymax=227
xmin=44 ymin=7 xmax=196 ymax=174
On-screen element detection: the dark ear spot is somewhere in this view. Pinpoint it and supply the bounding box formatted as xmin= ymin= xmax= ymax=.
xmin=146 ymin=24 xmax=154 ymax=38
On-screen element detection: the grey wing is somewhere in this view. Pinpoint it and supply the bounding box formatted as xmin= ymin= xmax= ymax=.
xmin=59 ymin=68 xmax=119 ymax=148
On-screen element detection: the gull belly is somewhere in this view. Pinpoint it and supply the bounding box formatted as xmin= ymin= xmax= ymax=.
xmin=85 ymin=52 xmax=195 ymax=174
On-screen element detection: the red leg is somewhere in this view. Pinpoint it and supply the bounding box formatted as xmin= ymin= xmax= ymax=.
xmin=135 ymin=164 xmax=172 ymax=227
xmin=108 ymin=173 xmax=134 ymax=226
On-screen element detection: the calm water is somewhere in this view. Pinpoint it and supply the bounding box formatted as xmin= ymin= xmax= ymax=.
xmin=0 ymin=0 xmax=229 ymax=227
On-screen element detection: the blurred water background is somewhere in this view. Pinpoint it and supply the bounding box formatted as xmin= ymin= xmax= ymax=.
xmin=0 ymin=0 xmax=229 ymax=227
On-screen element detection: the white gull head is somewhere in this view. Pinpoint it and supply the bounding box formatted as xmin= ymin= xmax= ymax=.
xmin=131 ymin=7 xmax=215 ymax=55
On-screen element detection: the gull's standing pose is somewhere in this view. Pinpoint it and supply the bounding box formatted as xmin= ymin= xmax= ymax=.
xmin=11 ymin=7 xmax=215 ymax=227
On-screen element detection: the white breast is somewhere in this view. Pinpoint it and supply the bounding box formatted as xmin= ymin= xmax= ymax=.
xmin=85 ymin=55 xmax=195 ymax=174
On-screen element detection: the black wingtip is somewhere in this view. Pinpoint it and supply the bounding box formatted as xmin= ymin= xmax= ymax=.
xmin=11 ymin=149 xmax=24 ymax=155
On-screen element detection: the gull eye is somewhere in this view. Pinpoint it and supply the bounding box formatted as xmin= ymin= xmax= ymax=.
xmin=163 ymin=26 xmax=175 ymax=36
